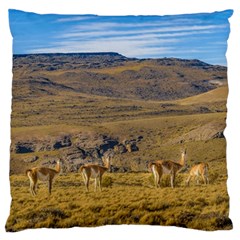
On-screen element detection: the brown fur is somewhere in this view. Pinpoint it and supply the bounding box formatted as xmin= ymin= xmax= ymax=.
xmin=186 ymin=162 xmax=209 ymax=186
xmin=148 ymin=162 xmax=163 ymax=188
xmin=26 ymin=160 xmax=61 ymax=196
xmin=79 ymin=156 xmax=111 ymax=192
xmin=151 ymin=149 xmax=187 ymax=188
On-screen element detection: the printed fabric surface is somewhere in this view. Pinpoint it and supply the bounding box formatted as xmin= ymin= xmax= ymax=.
xmin=6 ymin=9 xmax=233 ymax=231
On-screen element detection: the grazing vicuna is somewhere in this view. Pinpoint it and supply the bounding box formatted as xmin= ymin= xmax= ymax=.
xmin=186 ymin=162 xmax=209 ymax=186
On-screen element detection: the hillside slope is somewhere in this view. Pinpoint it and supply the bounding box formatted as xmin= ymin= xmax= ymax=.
xmin=13 ymin=53 xmax=227 ymax=101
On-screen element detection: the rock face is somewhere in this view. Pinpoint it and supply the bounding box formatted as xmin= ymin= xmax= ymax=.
xmin=53 ymin=135 xmax=72 ymax=149
xmin=12 ymin=132 xmax=142 ymax=173
xmin=64 ymin=146 xmax=87 ymax=162
xmin=169 ymin=122 xmax=226 ymax=144
xmin=14 ymin=141 xmax=35 ymax=153
xmin=13 ymin=135 xmax=72 ymax=153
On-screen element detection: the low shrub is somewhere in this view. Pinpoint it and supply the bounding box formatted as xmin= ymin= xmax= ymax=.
xmin=139 ymin=212 xmax=165 ymax=225
xmin=102 ymin=176 xmax=113 ymax=188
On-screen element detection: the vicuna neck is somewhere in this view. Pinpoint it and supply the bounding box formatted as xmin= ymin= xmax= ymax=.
xmin=179 ymin=152 xmax=186 ymax=166
xmin=55 ymin=161 xmax=61 ymax=173
xmin=104 ymin=157 xmax=111 ymax=169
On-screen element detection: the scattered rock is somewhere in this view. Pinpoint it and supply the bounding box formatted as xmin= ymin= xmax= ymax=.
xmin=53 ymin=135 xmax=72 ymax=149
xmin=137 ymin=135 xmax=143 ymax=142
xmin=114 ymin=144 xmax=127 ymax=154
xmin=212 ymin=131 xmax=225 ymax=139
xmin=15 ymin=141 xmax=35 ymax=153
xmin=126 ymin=143 xmax=139 ymax=152
xmin=23 ymin=156 xmax=39 ymax=163
xmin=36 ymin=142 xmax=53 ymax=152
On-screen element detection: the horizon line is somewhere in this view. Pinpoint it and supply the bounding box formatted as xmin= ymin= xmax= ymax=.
xmin=12 ymin=51 xmax=226 ymax=67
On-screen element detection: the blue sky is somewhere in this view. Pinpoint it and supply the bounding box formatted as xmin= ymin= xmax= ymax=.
xmin=9 ymin=9 xmax=232 ymax=66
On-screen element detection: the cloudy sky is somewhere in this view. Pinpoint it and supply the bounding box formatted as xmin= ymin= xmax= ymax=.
xmin=9 ymin=9 xmax=232 ymax=65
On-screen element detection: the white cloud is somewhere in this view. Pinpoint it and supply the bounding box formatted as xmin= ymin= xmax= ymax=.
xmin=57 ymin=23 xmax=227 ymax=40
xmin=29 ymin=17 xmax=228 ymax=62
xmin=55 ymin=16 xmax=97 ymax=23
xmin=29 ymin=37 xmax=176 ymax=57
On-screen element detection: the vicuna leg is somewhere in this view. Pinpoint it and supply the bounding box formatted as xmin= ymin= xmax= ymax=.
xmin=157 ymin=174 xmax=161 ymax=188
xmin=86 ymin=177 xmax=90 ymax=191
xmin=201 ymin=174 xmax=209 ymax=184
xmin=28 ymin=174 xmax=37 ymax=196
xmin=48 ymin=178 xmax=53 ymax=195
xmin=152 ymin=165 xmax=162 ymax=188
xmin=155 ymin=174 xmax=159 ymax=188
xmin=82 ymin=172 xmax=89 ymax=191
xmin=206 ymin=175 xmax=209 ymax=184
xmin=30 ymin=181 xmax=36 ymax=196
xmin=94 ymin=178 xmax=98 ymax=192
xmin=170 ymin=172 xmax=175 ymax=188
xmin=33 ymin=181 xmax=37 ymax=195
xmin=196 ymin=176 xmax=200 ymax=185
xmin=99 ymin=175 xmax=102 ymax=191
xmin=152 ymin=168 xmax=159 ymax=188
xmin=186 ymin=175 xmax=192 ymax=186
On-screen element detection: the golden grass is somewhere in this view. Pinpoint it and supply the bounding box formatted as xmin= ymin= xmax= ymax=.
xmin=6 ymin=169 xmax=231 ymax=232
xmin=177 ymin=86 xmax=228 ymax=105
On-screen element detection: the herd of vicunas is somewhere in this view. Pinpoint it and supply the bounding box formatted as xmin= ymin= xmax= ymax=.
xmin=25 ymin=149 xmax=209 ymax=196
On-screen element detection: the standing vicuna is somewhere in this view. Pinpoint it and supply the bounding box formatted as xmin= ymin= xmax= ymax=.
xmin=26 ymin=159 xmax=61 ymax=196
xmin=150 ymin=149 xmax=187 ymax=188
xmin=148 ymin=161 xmax=163 ymax=188
xmin=79 ymin=154 xmax=112 ymax=192
xmin=186 ymin=162 xmax=209 ymax=186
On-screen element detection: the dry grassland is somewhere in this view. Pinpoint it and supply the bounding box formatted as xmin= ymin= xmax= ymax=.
xmin=6 ymin=169 xmax=231 ymax=232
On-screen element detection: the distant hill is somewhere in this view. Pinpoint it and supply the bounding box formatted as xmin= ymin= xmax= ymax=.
xmin=13 ymin=52 xmax=227 ymax=101
xmin=11 ymin=53 xmax=228 ymax=175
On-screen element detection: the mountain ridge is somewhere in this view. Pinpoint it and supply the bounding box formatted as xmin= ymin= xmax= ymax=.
xmin=12 ymin=53 xmax=227 ymax=101
xmin=13 ymin=52 xmax=226 ymax=68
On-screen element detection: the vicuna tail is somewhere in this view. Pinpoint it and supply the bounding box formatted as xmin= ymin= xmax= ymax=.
xmin=25 ymin=169 xmax=32 ymax=176
xmin=79 ymin=165 xmax=86 ymax=172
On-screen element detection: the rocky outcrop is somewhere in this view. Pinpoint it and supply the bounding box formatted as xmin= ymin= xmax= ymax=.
xmin=14 ymin=141 xmax=35 ymax=153
xmin=53 ymin=135 xmax=72 ymax=149
xmin=63 ymin=146 xmax=87 ymax=162
xmin=12 ymin=135 xmax=72 ymax=154
xmin=12 ymin=132 xmax=142 ymax=173
xmin=23 ymin=156 xmax=39 ymax=163
xmin=168 ymin=122 xmax=225 ymax=144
